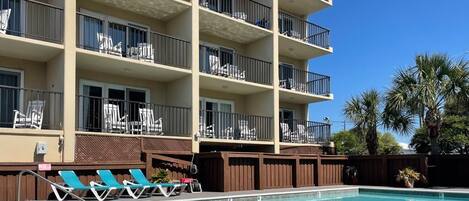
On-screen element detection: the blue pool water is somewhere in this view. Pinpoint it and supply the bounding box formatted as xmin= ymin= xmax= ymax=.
xmin=211 ymin=189 xmax=469 ymax=201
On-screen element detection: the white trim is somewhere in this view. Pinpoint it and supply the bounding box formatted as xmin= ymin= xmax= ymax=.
xmin=0 ymin=66 xmax=25 ymax=111
xmin=200 ymin=97 xmax=235 ymax=113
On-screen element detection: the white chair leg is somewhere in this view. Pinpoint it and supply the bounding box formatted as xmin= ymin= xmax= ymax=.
xmin=50 ymin=185 xmax=71 ymax=201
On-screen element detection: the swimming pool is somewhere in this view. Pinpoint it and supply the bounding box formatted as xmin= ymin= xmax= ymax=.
xmin=200 ymin=188 xmax=469 ymax=201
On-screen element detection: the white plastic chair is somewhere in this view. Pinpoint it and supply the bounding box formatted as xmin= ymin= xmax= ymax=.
xmin=103 ymin=103 xmax=128 ymax=133
xmin=280 ymin=122 xmax=292 ymax=142
xmin=129 ymin=43 xmax=154 ymax=62
xmin=139 ymin=108 xmax=163 ymax=135
xmin=297 ymin=124 xmax=308 ymax=143
xmin=199 ymin=116 xmax=214 ymax=138
xmin=209 ymin=55 xmax=225 ymax=75
xmin=13 ymin=100 xmax=45 ymax=129
xmin=97 ymin=33 xmax=122 ymax=56
xmin=239 ymin=120 xmax=256 ymax=140
xmin=0 ymin=9 xmax=11 ymax=34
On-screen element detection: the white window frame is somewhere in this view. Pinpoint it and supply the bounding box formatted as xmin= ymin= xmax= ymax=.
xmin=79 ymin=9 xmax=151 ymax=51
xmin=78 ymin=79 xmax=150 ymax=129
xmin=200 ymin=41 xmax=236 ymax=70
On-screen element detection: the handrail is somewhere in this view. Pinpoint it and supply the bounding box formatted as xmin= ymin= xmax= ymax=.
xmin=17 ymin=170 xmax=84 ymax=201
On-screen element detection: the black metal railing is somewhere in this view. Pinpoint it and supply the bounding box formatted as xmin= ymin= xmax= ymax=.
xmin=280 ymin=118 xmax=330 ymax=144
xmin=199 ymin=45 xmax=272 ymax=85
xmin=279 ymin=65 xmax=330 ymax=95
xmin=200 ymin=110 xmax=272 ymax=141
xmin=279 ymin=11 xmax=330 ymax=48
xmin=199 ymin=0 xmax=271 ymax=29
xmin=0 ymin=0 xmax=63 ymax=43
xmin=0 ymin=85 xmax=63 ymax=130
xmin=76 ymin=12 xmax=191 ymax=69
xmin=76 ymin=95 xmax=191 ymax=136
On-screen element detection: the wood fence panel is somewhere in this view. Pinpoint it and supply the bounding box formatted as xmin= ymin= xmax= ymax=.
xmin=297 ymin=159 xmax=315 ymax=187
xmin=263 ymin=159 xmax=294 ymax=189
xmin=229 ymin=158 xmax=257 ymax=191
xmin=321 ymin=158 xmax=345 ymax=185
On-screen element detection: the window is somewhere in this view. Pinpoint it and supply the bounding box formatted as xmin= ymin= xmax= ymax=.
xmin=280 ymin=63 xmax=294 ymax=89
xmin=0 ymin=68 xmax=23 ymax=127
xmin=200 ymin=42 xmax=236 ymax=74
xmin=279 ymin=108 xmax=295 ymax=129
xmin=79 ymin=80 xmax=149 ymax=131
xmin=200 ymin=97 xmax=234 ymax=136
xmin=79 ymin=9 xmax=150 ymax=56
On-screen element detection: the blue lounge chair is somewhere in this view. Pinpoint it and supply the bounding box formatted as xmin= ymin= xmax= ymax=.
xmin=97 ymin=169 xmax=149 ymax=199
xmin=51 ymin=170 xmax=112 ymax=201
xmin=129 ymin=169 xmax=186 ymax=197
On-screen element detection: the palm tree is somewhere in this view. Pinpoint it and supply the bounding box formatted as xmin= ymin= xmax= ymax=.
xmin=383 ymin=54 xmax=469 ymax=154
xmin=344 ymin=90 xmax=381 ymax=155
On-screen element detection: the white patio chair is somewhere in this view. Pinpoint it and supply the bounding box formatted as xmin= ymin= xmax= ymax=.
xmin=103 ymin=103 xmax=128 ymax=133
xmin=209 ymin=55 xmax=226 ymax=75
xmin=289 ymin=78 xmax=307 ymax=92
xmin=13 ymin=100 xmax=45 ymax=129
xmin=233 ymin=12 xmax=247 ymax=21
xmin=297 ymin=124 xmax=308 ymax=143
xmin=97 ymin=33 xmax=122 ymax=56
xmin=129 ymin=43 xmax=154 ymax=62
xmin=199 ymin=116 xmax=214 ymax=138
xmin=139 ymin=108 xmax=163 ymax=135
xmin=0 ymin=9 xmax=11 ymax=34
xmin=226 ymin=64 xmax=246 ymax=80
xmin=238 ymin=120 xmax=256 ymax=140
xmin=280 ymin=122 xmax=292 ymax=142
xmin=221 ymin=126 xmax=234 ymax=140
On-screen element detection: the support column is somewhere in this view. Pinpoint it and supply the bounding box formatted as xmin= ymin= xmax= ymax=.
xmin=272 ymin=0 xmax=280 ymax=154
xmin=191 ymin=1 xmax=200 ymax=153
xmin=62 ymin=0 xmax=76 ymax=162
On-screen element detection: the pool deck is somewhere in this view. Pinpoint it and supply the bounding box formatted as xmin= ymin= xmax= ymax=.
xmin=119 ymin=185 xmax=469 ymax=201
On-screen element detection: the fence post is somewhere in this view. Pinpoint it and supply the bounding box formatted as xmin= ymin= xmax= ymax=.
xmin=316 ymin=155 xmax=322 ymax=186
xmin=145 ymin=153 xmax=153 ymax=178
xmin=222 ymin=153 xmax=230 ymax=192
xmin=257 ymin=153 xmax=265 ymax=190
xmin=294 ymin=156 xmax=300 ymax=187
xmin=36 ymin=170 xmax=47 ymax=200
xmin=381 ymin=156 xmax=388 ymax=186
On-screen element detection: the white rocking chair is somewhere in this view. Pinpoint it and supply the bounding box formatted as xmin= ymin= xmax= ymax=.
xmin=0 ymin=9 xmax=11 ymax=34
xmin=129 ymin=43 xmax=154 ymax=62
xmin=199 ymin=116 xmax=214 ymax=138
xmin=280 ymin=122 xmax=293 ymax=142
xmin=139 ymin=108 xmax=163 ymax=135
xmin=239 ymin=120 xmax=256 ymax=140
xmin=13 ymin=100 xmax=45 ymax=129
xmin=297 ymin=124 xmax=308 ymax=143
xmin=103 ymin=103 xmax=128 ymax=133
xmin=97 ymin=33 xmax=122 ymax=56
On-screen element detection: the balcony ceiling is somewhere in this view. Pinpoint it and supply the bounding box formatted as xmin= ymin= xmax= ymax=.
xmin=199 ymin=74 xmax=273 ymax=95
xmin=278 ymin=0 xmax=332 ymax=16
xmin=279 ymin=35 xmax=332 ymax=60
xmin=199 ymin=8 xmax=272 ymax=44
xmin=90 ymin=0 xmax=191 ymax=21
xmin=279 ymin=88 xmax=333 ymax=104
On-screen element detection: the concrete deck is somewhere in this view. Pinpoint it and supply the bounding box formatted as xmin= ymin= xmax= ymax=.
xmin=118 ymin=185 xmax=469 ymax=201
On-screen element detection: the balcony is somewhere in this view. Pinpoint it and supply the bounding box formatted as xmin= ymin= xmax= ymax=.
xmin=76 ymin=95 xmax=191 ymax=137
xmin=0 ymin=0 xmax=63 ymax=61
xmin=278 ymin=11 xmax=331 ymax=60
xmin=76 ymin=12 xmax=192 ymax=81
xmin=199 ymin=45 xmax=273 ymax=94
xmin=199 ymin=0 xmax=272 ymax=44
xmin=280 ymin=119 xmax=331 ymax=144
xmin=199 ymin=110 xmax=273 ymax=143
xmin=279 ymin=64 xmax=331 ymax=103
xmin=0 ymin=85 xmax=63 ymax=130
xmin=278 ymin=0 xmax=332 ymax=17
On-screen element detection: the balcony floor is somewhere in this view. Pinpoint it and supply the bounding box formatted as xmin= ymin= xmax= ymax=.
xmin=279 ymin=34 xmax=332 ymax=60
xmin=279 ymin=0 xmax=332 ymax=16
xmin=199 ymin=73 xmax=273 ymax=95
xmin=90 ymin=0 xmax=191 ymax=21
xmin=279 ymin=88 xmax=333 ymax=104
xmin=200 ymin=138 xmax=274 ymax=146
xmin=76 ymin=49 xmax=191 ymax=82
xmin=199 ymin=8 xmax=272 ymax=44
xmin=0 ymin=34 xmax=63 ymax=62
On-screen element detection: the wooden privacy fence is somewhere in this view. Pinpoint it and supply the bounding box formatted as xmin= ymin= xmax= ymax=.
xmin=198 ymin=152 xmax=347 ymax=192
xmin=0 ymin=162 xmax=144 ymax=201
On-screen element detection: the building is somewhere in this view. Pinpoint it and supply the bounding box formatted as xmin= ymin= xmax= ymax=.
xmin=0 ymin=0 xmax=333 ymax=163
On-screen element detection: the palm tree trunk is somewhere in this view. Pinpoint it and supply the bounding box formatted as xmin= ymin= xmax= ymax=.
xmin=366 ymin=128 xmax=378 ymax=155
xmin=428 ymin=126 xmax=440 ymax=155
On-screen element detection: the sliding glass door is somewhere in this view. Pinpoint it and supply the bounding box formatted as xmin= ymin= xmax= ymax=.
xmin=0 ymin=69 xmax=21 ymax=127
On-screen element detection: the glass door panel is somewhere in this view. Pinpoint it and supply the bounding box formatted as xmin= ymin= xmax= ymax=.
xmin=127 ymin=89 xmax=146 ymax=122
xmin=0 ymin=70 xmax=20 ymax=127
xmin=108 ymin=22 xmax=126 ymax=56
xmin=82 ymin=85 xmax=102 ymax=131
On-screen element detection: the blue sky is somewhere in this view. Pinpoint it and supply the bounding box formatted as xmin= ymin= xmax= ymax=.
xmin=307 ymin=0 xmax=469 ymax=144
